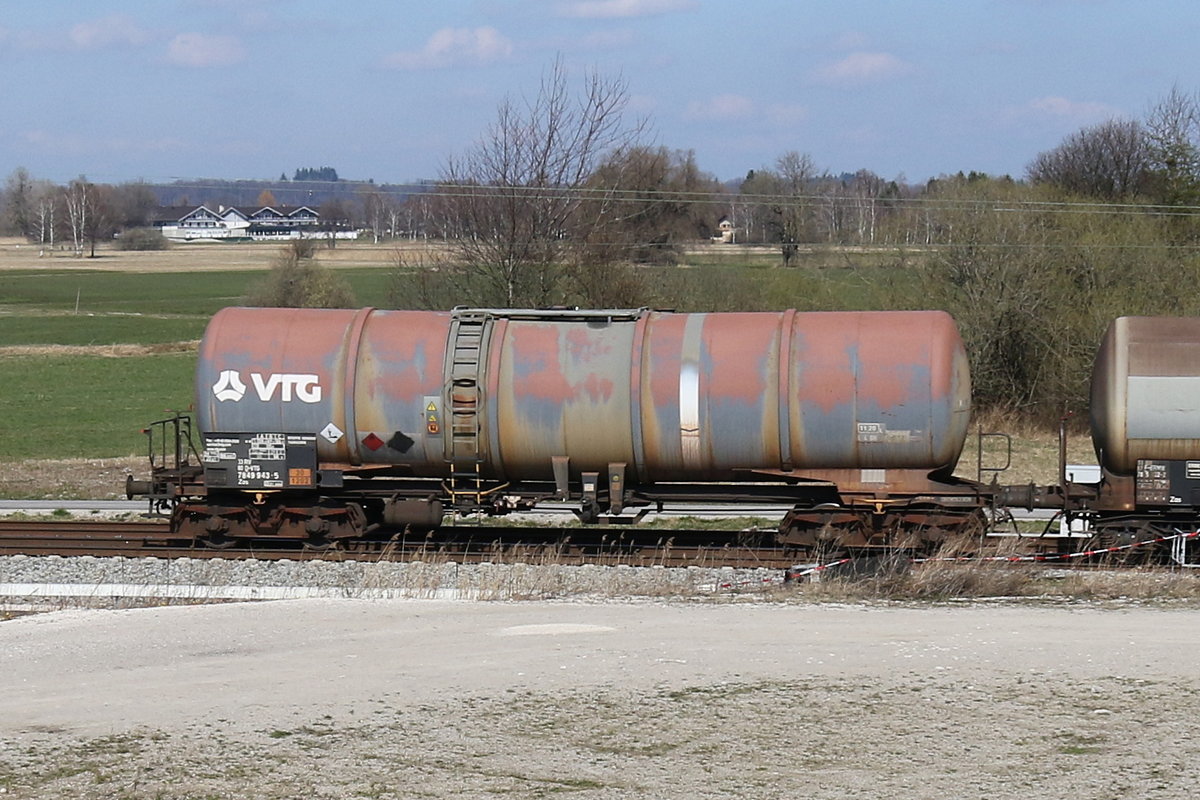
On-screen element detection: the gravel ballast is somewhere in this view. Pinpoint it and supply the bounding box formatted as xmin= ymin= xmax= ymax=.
xmin=0 ymin=555 xmax=779 ymax=603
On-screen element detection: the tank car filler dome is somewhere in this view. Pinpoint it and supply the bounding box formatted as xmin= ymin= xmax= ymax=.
xmin=1091 ymin=316 xmax=1200 ymax=475
xmin=196 ymin=307 xmax=971 ymax=482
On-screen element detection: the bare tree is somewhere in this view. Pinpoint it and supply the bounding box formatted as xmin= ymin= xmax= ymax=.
xmin=737 ymin=169 xmax=775 ymax=244
xmin=3 ymin=168 xmax=34 ymax=238
xmin=83 ymin=183 xmax=115 ymax=257
xmin=427 ymin=57 xmax=645 ymax=307
xmin=63 ymin=177 xmax=90 ymax=257
xmin=849 ymin=169 xmax=886 ymax=244
xmin=30 ymin=181 xmax=59 ymax=254
xmin=1026 ymin=118 xmax=1150 ymax=199
xmin=317 ymin=198 xmax=352 ymax=248
xmin=1144 ymin=86 xmax=1200 ymax=205
xmin=583 ymin=146 xmax=718 ymax=266
xmin=390 ymin=197 xmax=411 ymax=240
xmin=111 ymin=182 xmax=158 ymax=230
xmin=775 ymin=151 xmax=819 ymax=262
xmin=738 ymin=151 xmax=822 ymax=266
xmin=360 ymin=186 xmax=396 ymax=243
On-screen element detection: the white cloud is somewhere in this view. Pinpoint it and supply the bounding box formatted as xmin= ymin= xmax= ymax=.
xmin=765 ymin=103 xmax=808 ymax=126
xmin=166 ymin=33 xmax=246 ymax=67
xmin=68 ymin=15 xmax=151 ymax=49
xmin=810 ymin=51 xmax=915 ymax=85
xmin=3 ymin=15 xmax=151 ymax=52
xmin=556 ymin=0 xmax=698 ymax=19
xmin=683 ymin=96 xmax=808 ymax=127
xmin=381 ymin=27 xmax=514 ymax=70
xmin=685 ymin=93 xmax=755 ymax=121
xmin=1028 ymin=95 xmax=1118 ymax=120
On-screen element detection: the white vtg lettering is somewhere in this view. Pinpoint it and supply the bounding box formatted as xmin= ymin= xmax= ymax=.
xmin=251 ymin=373 xmax=322 ymax=403
xmin=212 ymin=370 xmax=323 ymax=403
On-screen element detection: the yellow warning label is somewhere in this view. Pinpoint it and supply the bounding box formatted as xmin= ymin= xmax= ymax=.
xmin=426 ymin=401 xmax=437 ymax=412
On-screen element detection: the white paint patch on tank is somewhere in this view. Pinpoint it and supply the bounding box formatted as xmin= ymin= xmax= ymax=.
xmin=1126 ymin=376 xmax=1200 ymax=438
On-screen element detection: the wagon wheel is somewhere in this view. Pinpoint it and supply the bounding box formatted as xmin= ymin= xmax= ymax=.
xmin=302 ymin=532 xmax=336 ymax=551
xmin=176 ymin=507 xmax=240 ymax=549
xmin=197 ymin=530 xmax=238 ymax=549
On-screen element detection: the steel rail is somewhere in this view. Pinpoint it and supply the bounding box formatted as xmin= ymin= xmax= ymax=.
xmin=0 ymin=519 xmax=798 ymax=568
xmin=0 ymin=518 xmax=1168 ymax=569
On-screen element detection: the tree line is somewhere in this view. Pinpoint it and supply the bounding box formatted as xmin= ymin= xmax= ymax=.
xmin=7 ymin=82 xmax=1198 ymax=266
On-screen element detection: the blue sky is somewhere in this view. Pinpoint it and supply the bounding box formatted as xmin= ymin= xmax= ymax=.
xmin=1 ymin=0 xmax=1196 ymax=187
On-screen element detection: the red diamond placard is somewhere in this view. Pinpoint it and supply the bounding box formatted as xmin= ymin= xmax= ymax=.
xmin=362 ymin=433 xmax=385 ymax=451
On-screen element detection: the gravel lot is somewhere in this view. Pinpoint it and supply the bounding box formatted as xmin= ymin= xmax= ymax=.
xmin=3 ymin=595 xmax=1200 ymax=799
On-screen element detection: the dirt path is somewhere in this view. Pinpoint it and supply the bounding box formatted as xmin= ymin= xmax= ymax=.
xmin=2 ymin=599 xmax=1198 ymax=798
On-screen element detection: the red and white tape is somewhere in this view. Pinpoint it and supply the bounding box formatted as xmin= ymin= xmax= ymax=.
xmin=914 ymin=529 xmax=1200 ymax=564
xmin=778 ymin=530 xmax=1200 ymax=580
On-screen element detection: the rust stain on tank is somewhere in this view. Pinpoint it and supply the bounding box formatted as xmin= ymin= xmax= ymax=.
xmin=565 ymin=326 xmax=614 ymax=362
xmin=580 ymin=372 xmax=615 ymax=403
xmin=855 ymin=338 xmax=933 ymax=412
xmin=645 ymin=314 xmax=687 ymax=408
xmin=793 ymin=321 xmax=857 ymax=416
xmin=701 ymin=314 xmax=771 ymax=404
xmin=508 ymin=325 xmax=575 ymax=404
xmin=368 ymin=338 xmax=440 ymax=403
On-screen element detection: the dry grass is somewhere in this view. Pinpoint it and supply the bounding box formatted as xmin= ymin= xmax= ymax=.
xmin=0 ymin=341 xmax=198 ymax=358
xmin=783 ymin=547 xmax=1200 ymax=603
xmin=0 ymin=457 xmax=144 ymax=500
xmin=0 ymin=236 xmax=429 ymax=273
xmin=1053 ymin=568 xmax=1200 ymax=601
xmin=794 ymin=558 xmax=1040 ymax=601
xmin=956 ymin=407 xmax=1097 ymax=486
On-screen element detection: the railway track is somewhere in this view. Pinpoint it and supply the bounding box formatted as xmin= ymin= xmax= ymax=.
xmin=0 ymin=519 xmax=801 ymax=568
xmin=3 ymin=517 xmax=1190 ymax=571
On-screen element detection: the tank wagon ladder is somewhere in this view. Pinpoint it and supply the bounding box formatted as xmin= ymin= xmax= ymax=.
xmin=445 ymin=310 xmax=490 ymax=510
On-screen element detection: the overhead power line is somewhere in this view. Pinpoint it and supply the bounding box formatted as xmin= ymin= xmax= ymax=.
xmin=119 ymin=175 xmax=1200 ymax=220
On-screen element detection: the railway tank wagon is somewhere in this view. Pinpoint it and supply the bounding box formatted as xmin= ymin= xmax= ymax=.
xmin=998 ymin=315 xmax=1200 ymax=559
xmin=1088 ymin=316 xmax=1200 ymax=538
xmin=136 ymin=306 xmax=982 ymax=549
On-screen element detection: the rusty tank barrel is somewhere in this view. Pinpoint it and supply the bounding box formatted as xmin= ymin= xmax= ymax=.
xmin=195 ymin=307 xmax=971 ymax=483
xmin=1091 ymin=316 xmax=1200 ymax=475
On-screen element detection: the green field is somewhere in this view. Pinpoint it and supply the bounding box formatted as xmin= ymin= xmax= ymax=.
xmin=0 ymin=264 xmax=332 ymax=461
xmin=0 ymin=267 xmax=396 ymax=317
xmin=0 ymin=354 xmax=196 ymax=460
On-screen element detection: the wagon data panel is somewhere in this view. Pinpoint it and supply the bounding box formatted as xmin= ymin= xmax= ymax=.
xmin=202 ymin=433 xmax=318 ymax=490
xmin=1135 ymin=459 xmax=1200 ymax=506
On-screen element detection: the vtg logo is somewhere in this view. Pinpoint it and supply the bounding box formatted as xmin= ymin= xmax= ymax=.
xmin=212 ymin=370 xmax=322 ymax=403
